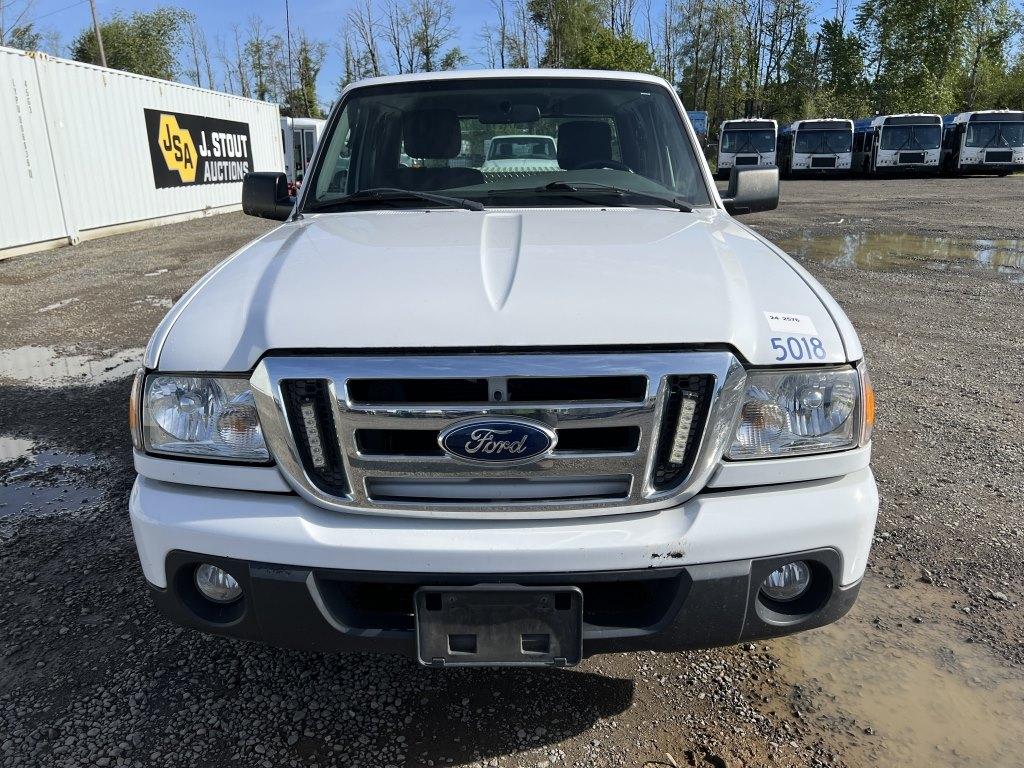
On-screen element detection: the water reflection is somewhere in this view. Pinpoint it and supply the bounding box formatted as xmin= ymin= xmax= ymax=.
xmin=0 ymin=436 xmax=102 ymax=517
xmin=777 ymin=232 xmax=1024 ymax=273
xmin=0 ymin=346 xmax=144 ymax=388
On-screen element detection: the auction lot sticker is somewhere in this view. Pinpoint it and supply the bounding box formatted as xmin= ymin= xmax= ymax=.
xmin=144 ymin=108 xmax=252 ymax=188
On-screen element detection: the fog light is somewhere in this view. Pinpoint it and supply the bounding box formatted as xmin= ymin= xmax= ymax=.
xmin=194 ymin=564 xmax=242 ymax=603
xmin=761 ymin=561 xmax=811 ymax=602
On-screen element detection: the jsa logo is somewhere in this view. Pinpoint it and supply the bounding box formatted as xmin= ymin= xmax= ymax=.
xmin=157 ymin=114 xmax=197 ymax=183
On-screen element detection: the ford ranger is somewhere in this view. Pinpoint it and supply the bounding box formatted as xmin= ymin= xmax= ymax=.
xmin=129 ymin=70 xmax=877 ymax=667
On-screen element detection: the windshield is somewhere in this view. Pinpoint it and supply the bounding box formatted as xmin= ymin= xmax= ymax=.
xmin=880 ymin=125 xmax=941 ymax=150
xmin=794 ymin=129 xmax=852 ymax=154
xmin=487 ymin=136 xmax=556 ymax=160
xmin=305 ymin=77 xmax=712 ymax=211
xmin=721 ymin=129 xmax=776 ymax=154
xmin=964 ymin=122 xmax=1024 ymax=148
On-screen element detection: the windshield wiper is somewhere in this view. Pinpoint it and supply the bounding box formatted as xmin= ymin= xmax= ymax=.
xmin=307 ymin=187 xmax=484 ymax=212
xmin=530 ymin=181 xmax=693 ymax=212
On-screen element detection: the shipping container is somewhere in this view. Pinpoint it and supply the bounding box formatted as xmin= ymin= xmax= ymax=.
xmin=1 ymin=46 xmax=283 ymax=259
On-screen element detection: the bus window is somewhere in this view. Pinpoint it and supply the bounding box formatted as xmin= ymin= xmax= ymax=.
xmin=881 ymin=125 xmax=941 ymax=150
xmin=304 ymin=129 xmax=316 ymax=165
xmin=720 ymin=128 xmax=775 ymax=153
xmin=965 ymin=121 xmax=1024 ymax=148
xmin=795 ymin=129 xmax=852 ymax=154
xmin=293 ymin=131 xmax=306 ymax=180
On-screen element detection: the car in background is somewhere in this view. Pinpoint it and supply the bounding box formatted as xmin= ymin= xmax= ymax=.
xmin=482 ymin=135 xmax=559 ymax=172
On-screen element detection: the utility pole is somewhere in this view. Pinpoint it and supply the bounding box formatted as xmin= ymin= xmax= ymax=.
xmin=285 ymin=0 xmax=294 ymax=93
xmin=89 ymin=0 xmax=107 ymax=67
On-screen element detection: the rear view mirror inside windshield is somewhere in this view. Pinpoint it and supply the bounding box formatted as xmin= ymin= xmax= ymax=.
xmin=478 ymin=103 xmax=541 ymax=124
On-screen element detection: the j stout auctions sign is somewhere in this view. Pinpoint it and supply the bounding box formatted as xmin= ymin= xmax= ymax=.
xmin=144 ymin=108 xmax=253 ymax=188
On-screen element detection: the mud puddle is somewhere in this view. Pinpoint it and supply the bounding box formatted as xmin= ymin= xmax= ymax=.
xmin=0 ymin=346 xmax=144 ymax=388
xmin=777 ymin=232 xmax=1024 ymax=274
xmin=0 ymin=436 xmax=102 ymax=518
xmin=772 ymin=578 xmax=1024 ymax=767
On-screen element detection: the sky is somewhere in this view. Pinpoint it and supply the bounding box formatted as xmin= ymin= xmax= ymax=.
xmin=7 ymin=0 xmax=833 ymax=99
xmin=9 ymin=0 xmax=507 ymax=94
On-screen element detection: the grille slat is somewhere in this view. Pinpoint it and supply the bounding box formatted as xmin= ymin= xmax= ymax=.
xmin=348 ymin=375 xmax=647 ymax=404
xmin=357 ymin=426 xmax=641 ymax=457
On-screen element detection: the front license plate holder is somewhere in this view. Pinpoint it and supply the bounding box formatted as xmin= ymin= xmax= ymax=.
xmin=415 ymin=586 xmax=583 ymax=667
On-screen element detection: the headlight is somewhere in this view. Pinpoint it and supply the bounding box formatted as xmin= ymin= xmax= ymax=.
xmin=728 ymin=367 xmax=863 ymax=459
xmin=142 ymin=375 xmax=269 ymax=462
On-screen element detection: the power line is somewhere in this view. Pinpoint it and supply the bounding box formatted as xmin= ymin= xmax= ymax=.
xmin=23 ymin=0 xmax=88 ymax=25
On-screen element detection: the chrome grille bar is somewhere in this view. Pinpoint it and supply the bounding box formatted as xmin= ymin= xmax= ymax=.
xmin=250 ymin=352 xmax=746 ymax=520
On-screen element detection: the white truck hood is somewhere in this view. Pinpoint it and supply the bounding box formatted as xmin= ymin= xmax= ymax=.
xmin=150 ymin=208 xmax=861 ymax=372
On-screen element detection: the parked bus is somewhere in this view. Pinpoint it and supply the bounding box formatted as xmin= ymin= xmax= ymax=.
xmin=941 ymin=110 xmax=1024 ymax=175
xmin=777 ymin=119 xmax=854 ymax=176
xmin=853 ymin=114 xmax=942 ymax=174
xmin=281 ymin=117 xmax=326 ymax=186
xmin=715 ymin=118 xmax=778 ymax=180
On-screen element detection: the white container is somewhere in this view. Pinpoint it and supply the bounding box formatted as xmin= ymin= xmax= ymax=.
xmin=0 ymin=46 xmax=283 ymax=258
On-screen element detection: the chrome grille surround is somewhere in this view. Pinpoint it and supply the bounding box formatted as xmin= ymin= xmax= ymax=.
xmin=250 ymin=351 xmax=746 ymax=520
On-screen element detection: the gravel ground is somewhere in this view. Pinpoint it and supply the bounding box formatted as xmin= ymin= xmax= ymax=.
xmin=1 ymin=176 xmax=1022 ymax=768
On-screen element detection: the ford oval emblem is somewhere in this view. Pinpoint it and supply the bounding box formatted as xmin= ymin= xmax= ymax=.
xmin=439 ymin=418 xmax=557 ymax=464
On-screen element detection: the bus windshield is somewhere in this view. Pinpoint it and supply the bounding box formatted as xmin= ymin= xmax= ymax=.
xmin=795 ymin=129 xmax=852 ymax=154
xmin=305 ymin=77 xmax=713 ymax=211
xmin=880 ymin=125 xmax=941 ymax=150
xmin=721 ymin=129 xmax=776 ymax=153
xmin=965 ymin=122 xmax=1024 ymax=148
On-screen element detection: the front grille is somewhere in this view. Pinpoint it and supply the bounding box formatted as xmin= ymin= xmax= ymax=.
xmin=899 ymin=152 xmax=925 ymax=164
xmin=986 ymin=150 xmax=1012 ymax=163
xmin=735 ymin=155 xmax=758 ymax=165
xmin=253 ymin=352 xmax=742 ymax=518
xmin=811 ymin=156 xmax=837 ymax=168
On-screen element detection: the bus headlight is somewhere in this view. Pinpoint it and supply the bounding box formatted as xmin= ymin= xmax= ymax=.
xmin=728 ymin=367 xmax=863 ymax=459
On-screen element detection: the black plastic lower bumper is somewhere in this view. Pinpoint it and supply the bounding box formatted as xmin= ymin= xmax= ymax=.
xmin=148 ymin=548 xmax=861 ymax=659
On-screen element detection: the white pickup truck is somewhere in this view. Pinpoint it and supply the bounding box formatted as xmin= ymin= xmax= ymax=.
xmin=129 ymin=70 xmax=877 ymax=667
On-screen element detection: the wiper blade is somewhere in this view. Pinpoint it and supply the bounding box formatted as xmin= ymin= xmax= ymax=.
xmin=307 ymin=187 xmax=484 ymax=212
xmin=535 ymin=181 xmax=693 ymax=212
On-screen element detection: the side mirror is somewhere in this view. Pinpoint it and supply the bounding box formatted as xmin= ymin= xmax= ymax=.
xmin=722 ymin=166 xmax=779 ymax=216
xmin=242 ymin=172 xmax=295 ymax=221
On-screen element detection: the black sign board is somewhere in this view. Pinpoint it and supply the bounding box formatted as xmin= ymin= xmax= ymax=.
xmin=144 ymin=108 xmax=253 ymax=188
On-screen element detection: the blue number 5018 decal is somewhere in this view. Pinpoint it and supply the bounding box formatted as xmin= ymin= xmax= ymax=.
xmin=771 ymin=336 xmax=826 ymax=361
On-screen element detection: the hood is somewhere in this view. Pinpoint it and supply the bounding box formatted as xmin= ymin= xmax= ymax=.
xmin=151 ymin=208 xmax=854 ymax=372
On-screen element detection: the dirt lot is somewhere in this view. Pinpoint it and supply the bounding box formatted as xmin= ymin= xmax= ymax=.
xmin=1 ymin=176 xmax=1022 ymax=768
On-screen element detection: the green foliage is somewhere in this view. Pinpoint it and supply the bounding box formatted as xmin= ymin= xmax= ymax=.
xmin=70 ymin=7 xmax=191 ymax=80
xmin=4 ymin=23 xmax=42 ymax=51
xmin=814 ymin=19 xmax=871 ymax=117
xmin=284 ymin=35 xmax=327 ymax=118
xmin=523 ymin=0 xmax=656 ymax=72
xmin=563 ymin=25 xmax=656 ymax=72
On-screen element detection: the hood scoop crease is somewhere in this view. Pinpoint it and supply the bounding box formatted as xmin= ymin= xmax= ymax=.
xmin=480 ymin=213 xmax=522 ymax=311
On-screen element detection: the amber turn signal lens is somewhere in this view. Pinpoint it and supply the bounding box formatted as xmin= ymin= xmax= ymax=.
xmin=129 ymin=368 xmax=145 ymax=450
xmin=860 ymin=364 xmax=875 ymax=445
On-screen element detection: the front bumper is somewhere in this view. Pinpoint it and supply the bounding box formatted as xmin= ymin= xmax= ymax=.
xmin=957 ymin=162 xmax=1023 ymax=173
xmin=149 ymin=548 xmax=861 ymax=657
xmin=130 ymin=468 xmax=877 ymax=655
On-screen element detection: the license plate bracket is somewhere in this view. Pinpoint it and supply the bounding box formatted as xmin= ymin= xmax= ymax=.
xmin=415 ymin=586 xmax=583 ymax=667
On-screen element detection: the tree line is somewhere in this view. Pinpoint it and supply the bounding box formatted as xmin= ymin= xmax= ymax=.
xmin=2 ymin=0 xmax=1021 ymax=127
